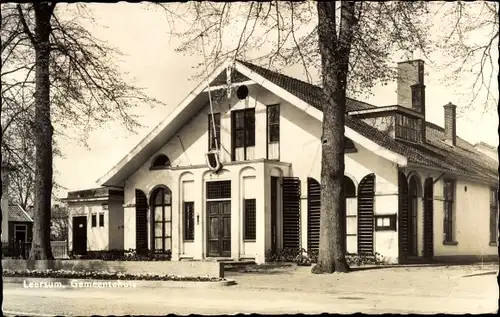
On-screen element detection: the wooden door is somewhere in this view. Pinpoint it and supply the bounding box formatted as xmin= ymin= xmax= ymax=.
xmin=72 ymin=216 xmax=87 ymax=255
xmin=206 ymin=201 xmax=231 ymax=257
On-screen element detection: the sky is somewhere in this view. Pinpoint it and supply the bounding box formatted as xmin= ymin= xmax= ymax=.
xmin=53 ymin=2 xmax=499 ymax=199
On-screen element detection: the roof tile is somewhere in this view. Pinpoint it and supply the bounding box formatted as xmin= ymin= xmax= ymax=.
xmin=237 ymin=60 xmax=497 ymax=184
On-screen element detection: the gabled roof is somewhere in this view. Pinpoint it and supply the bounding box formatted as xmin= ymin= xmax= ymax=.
xmin=238 ymin=60 xmax=497 ymax=184
xmin=8 ymin=204 xmax=33 ymax=222
xmin=98 ymin=60 xmax=497 ymax=186
xmin=97 ymin=60 xmax=407 ymax=186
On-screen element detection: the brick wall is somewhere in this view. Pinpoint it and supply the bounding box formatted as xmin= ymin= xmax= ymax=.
xmin=2 ymin=259 xmax=224 ymax=278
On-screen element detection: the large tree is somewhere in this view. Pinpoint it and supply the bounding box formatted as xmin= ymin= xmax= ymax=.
xmin=436 ymin=1 xmax=498 ymax=115
xmin=1 ymin=3 xmax=161 ymax=259
xmin=160 ymin=1 xmax=430 ymax=273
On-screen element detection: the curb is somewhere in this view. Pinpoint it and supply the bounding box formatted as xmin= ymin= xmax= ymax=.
xmin=3 ymin=277 xmax=237 ymax=288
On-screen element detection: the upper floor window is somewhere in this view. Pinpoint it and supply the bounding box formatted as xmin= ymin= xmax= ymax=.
xmin=395 ymin=114 xmax=422 ymax=143
xmin=490 ymin=188 xmax=498 ymax=245
xmin=267 ymin=105 xmax=280 ymax=143
xmin=151 ymin=154 xmax=170 ymax=169
xmin=208 ymin=113 xmax=221 ymax=151
xmin=443 ymin=179 xmax=456 ymax=243
xmin=267 ymin=104 xmax=280 ymax=160
xmin=232 ymin=108 xmax=255 ymax=161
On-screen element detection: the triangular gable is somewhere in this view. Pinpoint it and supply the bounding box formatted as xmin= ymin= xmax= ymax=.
xmin=97 ymin=61 xmax=406 ymax=187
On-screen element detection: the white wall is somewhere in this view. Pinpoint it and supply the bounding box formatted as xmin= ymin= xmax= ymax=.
xmin=401 ymin=168 xmax=497 ymax=259
xmin=249 ymin=86 xmax=400 ymax=260
xmin=436 ymin=178 xmax=496 ymax=257
xmin=122 ymin=83 xmax=403 ymax=262
xmin=68 ymin=201 xmax=109 ymax=251
xmin=122 ymin=81 xmax=497 ymax=263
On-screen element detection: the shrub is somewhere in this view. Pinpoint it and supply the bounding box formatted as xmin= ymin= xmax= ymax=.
xmin=266 ymin=248 xmax=387 ymax=266
xmin=2 ymin=268 xmax=223 ymax=282
xmin=68 ymin=249 xmax=172 ymax=261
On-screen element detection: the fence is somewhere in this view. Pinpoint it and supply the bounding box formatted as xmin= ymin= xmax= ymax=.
xmin=2 ymin=241 xmax=69 ymax=259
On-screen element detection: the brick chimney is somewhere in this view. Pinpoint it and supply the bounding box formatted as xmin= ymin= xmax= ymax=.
xmin=443 ymin=102 xmax=457 ymax=146
xmin=397 ymin=60 xmax=426 ymax=114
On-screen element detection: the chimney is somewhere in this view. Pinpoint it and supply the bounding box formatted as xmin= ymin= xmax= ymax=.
xmin=397 ymin=60 xmax=426 ymax=114
xmin=443 ymin=102 xmax=457 ymax=146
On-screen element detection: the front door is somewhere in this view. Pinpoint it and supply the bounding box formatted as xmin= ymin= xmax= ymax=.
xmin=72 ymin=216 xmax=87 ymax=255
xmin=206 ymin=201 xmax=231 ymax=257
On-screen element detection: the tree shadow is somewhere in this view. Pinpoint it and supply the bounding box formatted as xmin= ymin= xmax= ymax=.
xmin=462 ymin=271 xmax=497 ymax=278
xmin=350 ymin=262 xmax=499 ymax=272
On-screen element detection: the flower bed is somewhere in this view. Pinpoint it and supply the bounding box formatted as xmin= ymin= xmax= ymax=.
xmin=2 ymin=269 xmax=225 ymax=282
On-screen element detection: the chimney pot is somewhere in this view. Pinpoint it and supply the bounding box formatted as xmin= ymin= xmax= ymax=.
xmin=443 ymin=102 xmax=457 ymax=146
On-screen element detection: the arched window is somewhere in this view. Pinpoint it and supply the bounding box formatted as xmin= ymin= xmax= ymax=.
xmin=151 ymin=154 xmax=170 ymax=169
xmin=150 ymin=187 xmax=172 ymax=252
xmin=344 ymin=176 xmax=356 ymax=198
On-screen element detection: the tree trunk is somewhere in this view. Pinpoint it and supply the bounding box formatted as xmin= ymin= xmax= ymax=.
xmin=29 ymin=3 xmax=54 ymax=260
xmin=312 ymin=1 xmax=357 ymax=274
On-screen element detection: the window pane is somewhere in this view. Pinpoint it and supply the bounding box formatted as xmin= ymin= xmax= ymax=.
xmin=268 ymin=105 xmax=279 ymax=124
xmin=155 ymin=223 xmax=163 ymax=237
xmin=154 ymin=190 xmax=163 ymax=205
xmin=91 ymin=214 xmax=97 ymax=227
xmin=155 ymin=238 xmax=163 ymax=251
xmin=235 ymin=130 xmax=245 ymax=148
xmin=154 ymin=207 xmax=163 ymax=221
xmin=245 ymin=127 xmax=255 ymax=146
xmin=235 ymin=112 xmax=245 ymax=129
xmin=99 ymin=213 xmax=104 ymax=227
xmin=244 ymin=199 xmax=256 ymax=240
xmin=164 ymin=206 xmax=172 ymax=221
xmin=184 ymin=202 xmax=195 ymax=240
xmin=269 ymin=125 xmax=280 ymax=143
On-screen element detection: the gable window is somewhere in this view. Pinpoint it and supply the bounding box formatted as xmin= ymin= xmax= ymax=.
xmin=91 ymin=214 xmax=97 ymax=227
xmin=490 ymin=188 xmax=498 ymax=245
xmin=99 ymin=213 xmax=105 ymax=227
xmin=395 ymin=114 xmax=422 ymax=143
xmin=183 ymin=202 xmax=195 ymax=241
xmin=232 ymin=108 xmax=255 ymax=161
xmin=267 ymin=104 xmax=280 ymax=160
xmin=151 ymin=154 xmax=170 ymax=169
xmin=443 ymin=179 xmax=456 ymax=244
xmin=208 ymin=113 xmax=221 ymax=151
xmin=243 ymin=198 xmax=256 ymax=240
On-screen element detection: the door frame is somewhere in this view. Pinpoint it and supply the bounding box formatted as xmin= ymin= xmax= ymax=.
xmin=13 ymin=224 xmax=28 ymax=243
xmin=72 ymin=216 xmax=87 ymax=255
xmin=206 ymin=200 xmax=231 ymax=258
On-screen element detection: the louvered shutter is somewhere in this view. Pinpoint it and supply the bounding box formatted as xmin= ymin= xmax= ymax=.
xmin=282 ymin=177 xmax=301 ymax=249
xmin=357 ymin=174 xmax=375 ymax=255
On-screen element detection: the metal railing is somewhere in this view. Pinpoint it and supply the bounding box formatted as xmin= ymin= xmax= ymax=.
xmin=2 ymin=240 xmax=69 ymax=259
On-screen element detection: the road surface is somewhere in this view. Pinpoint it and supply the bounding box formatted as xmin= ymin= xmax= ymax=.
xmin=2 ymin=275 xmax=497 ymax=316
